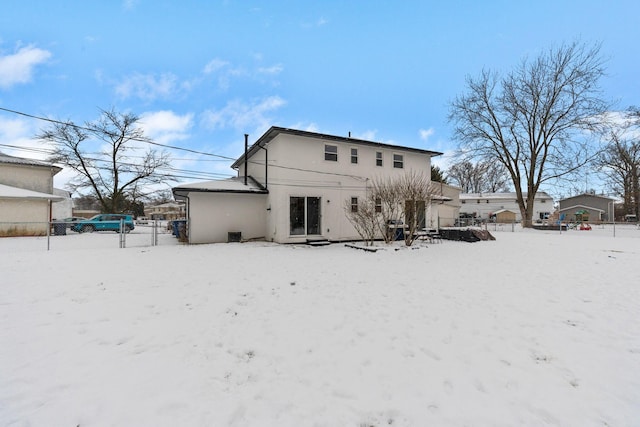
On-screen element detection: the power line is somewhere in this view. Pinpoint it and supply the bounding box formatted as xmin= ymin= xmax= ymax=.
xmin=0 ymin=106 xmax=236 ymax=161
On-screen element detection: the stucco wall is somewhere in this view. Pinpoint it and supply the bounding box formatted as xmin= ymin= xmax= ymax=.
xmin=187 ymin=192 xmax=267 ymax=244
xmin=0 ymin=164 xmax=55 ymax=193
xmin=0 ymin=199 xmax=50 ymax=236
xmin=257 ymin=133 xmax=433 ymax=243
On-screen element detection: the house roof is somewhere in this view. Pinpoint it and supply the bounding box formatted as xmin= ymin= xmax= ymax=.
xmin=0 ymin=151 xmax=62 ymax=174
xmin=0 ymin=183 xmax=65 ymax=201
xmin=558 ymin=204 xmax=605 ymax=214
xmin=173 ymin=176 xmax=268 ymax=199
xmin=231 ymin=126 xmax=443 ymax=169
xmin=460 ymin=191 xmax=553 ymax=200
xmin=559 ymin=193 xmax=614 ymax=202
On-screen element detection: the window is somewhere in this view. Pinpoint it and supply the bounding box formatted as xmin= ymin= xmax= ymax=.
xmin=375 ymin=197 xmax=382 ymax=213
xmin=325 ymin=144 xmax=337 ymax=161
xmin=393 ymin=154 xmax=403 ymax=169
xmin=376 ymin=151 xmax=383 ymax=167
xmin=351 ymin=148 xmax=358 ymax=164
xmin=351 ymin=197 xmax=358 ymax=212
xmin=290 ymin=196 xmax=321 ymax=235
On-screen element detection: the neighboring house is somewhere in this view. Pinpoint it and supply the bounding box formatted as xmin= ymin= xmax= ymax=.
xmin=430 ymin=182 xmax=462 ymax=228
xmin=173 ymin=126 xmax=443 ymax=244
xmin=145 ymin=201 xmax=186 ymax=220
xmin=558 ymin=193 xmax=615 ymax=223
xmin=459 ymin=191 xmax=554 ymax=223
xmin=0 ymin=152 xmax=64 ymax=236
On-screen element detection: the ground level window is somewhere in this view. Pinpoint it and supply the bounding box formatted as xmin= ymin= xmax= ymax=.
xmin=393 ymin=154 xmax=403 ymax=168
xmin=325 ymin=144 xmax=337 ymax=161
xmin=290 ymin=196 xmax=321 ymax=235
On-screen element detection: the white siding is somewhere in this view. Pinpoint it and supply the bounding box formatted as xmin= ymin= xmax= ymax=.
xmin=187 ymin=192 xmax=267 ymax=244
xmin=260 ymin=133 xmax=432 ymax=243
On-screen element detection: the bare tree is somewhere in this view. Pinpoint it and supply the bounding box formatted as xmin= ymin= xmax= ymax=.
xmin=345 ymin=172 xmax=435 ymax=246
xmin=449 ymin=41 xmax=609 ymax=226
xmin=447 ymin=159 xmax=510 ymax=193
xmin=396 ymin=171 xmax=434 ymax=246
xmin=598 ymin=110 xmax=640 ymax=219
xmin=344 ymin=194 xmax=378 ymax=246
xmin=38 ymin=108 xmax=173 ymax=213
xmin=369 ymin=177 xmax=404 ymax=243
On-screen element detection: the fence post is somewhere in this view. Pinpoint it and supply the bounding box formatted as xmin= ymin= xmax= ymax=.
xmin=119 ymin=219 xmax=125 ymax=248
xmin=47 ymin=220 xmax=51 ymax=251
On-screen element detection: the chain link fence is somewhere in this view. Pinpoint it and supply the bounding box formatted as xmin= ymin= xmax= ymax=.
xmin=0 ymin=220 xmax=182 ymax=251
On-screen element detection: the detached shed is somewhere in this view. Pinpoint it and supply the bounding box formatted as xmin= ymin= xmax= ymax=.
xmin=493 ymin=209 xmax=516 ymax=223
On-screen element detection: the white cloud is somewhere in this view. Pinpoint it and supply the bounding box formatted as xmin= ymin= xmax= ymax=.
xmin=139 ymin=110 xmax=194 ymax=145
xmin=201 ymin=96 xmax=286 ymax=133
xmin=353 ymin=130 xmax=378 ymax=141
xmin=289 ymin=122 xmax=319 ymax=133
xmin=257 ymin=64 xmax=283 ymax=75
xmin=419 ymin=127 xmax=435 ymax=142
xmin=0 ymin=45 xmax=51 ymax=89
xmin=203 ymin=58 xmax=229 ymax=74
xmin=115 ymin=72 xmax=179 ymax=101
xmin=122 ymin=0 xmax=138 ymax=10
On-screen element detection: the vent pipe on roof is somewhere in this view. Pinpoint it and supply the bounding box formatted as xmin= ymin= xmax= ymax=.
xmin=244 ymin=133 xmax=248 ymax=186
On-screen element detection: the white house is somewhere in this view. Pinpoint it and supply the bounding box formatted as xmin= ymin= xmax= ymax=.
xmin=0 ymin=152 xmax=65 ymax=236
xmin=459 ymin=191 xmax=554 ymax=224
xmin=173 ymin=127 xmax=445 ymax=244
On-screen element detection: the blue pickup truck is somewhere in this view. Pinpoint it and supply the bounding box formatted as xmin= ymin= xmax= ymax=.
xmin=71 ymin=214 xmax=135 ymax=233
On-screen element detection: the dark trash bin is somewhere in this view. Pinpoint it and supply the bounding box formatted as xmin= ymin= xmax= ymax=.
xmin=53 ymin=221 xmax=66 ymax=235
xmin=172 ymin=220 xmax=187 ymax=241
xmin=387 ymin=220 xmax=405 ymax=241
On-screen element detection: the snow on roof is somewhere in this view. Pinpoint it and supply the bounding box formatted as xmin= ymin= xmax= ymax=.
xmin=0 ymin=152 xmax=62 ymax=173
xmin=172 ymin=176 xmax=267 ymax=198
xmin=0 ymin=183 xmax=65 ymax=201
xmin=460 ymin=191 xmax=553 ymax=200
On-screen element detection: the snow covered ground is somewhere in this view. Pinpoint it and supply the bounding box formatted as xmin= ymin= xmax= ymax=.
xmin=1 ymin=225 xmax=639 ymax=426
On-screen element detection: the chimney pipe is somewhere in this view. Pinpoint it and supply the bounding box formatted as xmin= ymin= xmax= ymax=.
xmin=244 ymin=133 xmax=248 ymax=186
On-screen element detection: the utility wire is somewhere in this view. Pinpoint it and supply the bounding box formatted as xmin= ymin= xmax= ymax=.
xmin=0 ymin=106 xmax=236 ymax=161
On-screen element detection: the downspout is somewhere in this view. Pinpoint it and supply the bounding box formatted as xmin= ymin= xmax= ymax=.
xmin=244 ymin=133 xmax=248 ymax=186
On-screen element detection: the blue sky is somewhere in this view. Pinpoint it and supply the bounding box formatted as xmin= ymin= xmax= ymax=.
xmin=1 ymin=1 xmax=639 ymax=195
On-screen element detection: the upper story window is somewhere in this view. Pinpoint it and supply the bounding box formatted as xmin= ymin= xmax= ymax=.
xmin=351 ymin=197 xmax=358 ymax=212
xmin=376 ymin=151 xmax=383 ymax=167
xmin=393 ymin=154 xmax=404 ymax=169
xmin=351 ymin=148 xmax=358 ymax=164
xmin=375 ymin=197 xmax=382 ymax=213
xmin=324 ymin=144 xmax=338 ymax=161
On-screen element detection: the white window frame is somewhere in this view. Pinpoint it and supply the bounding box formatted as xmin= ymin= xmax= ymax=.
xmin=325 ymin=144 xmax=338 ymax=162
xmin=393 ymin=153 xmax=404 ymax=169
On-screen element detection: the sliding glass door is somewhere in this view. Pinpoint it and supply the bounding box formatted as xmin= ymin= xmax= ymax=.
xmin=290 ymin=196 xmax=321 ymax=236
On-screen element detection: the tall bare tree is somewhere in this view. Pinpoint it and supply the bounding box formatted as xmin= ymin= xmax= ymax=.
xmin=38 ymin=108 xmax=173 ymax=213
xmin=449 ymin=41 xmax=609 ymax=226
xmin=598 ymin=109 xmax=640 ymax=219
